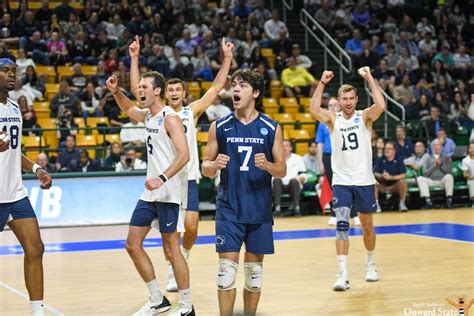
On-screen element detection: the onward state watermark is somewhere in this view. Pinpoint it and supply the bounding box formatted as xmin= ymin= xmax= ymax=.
xmin=404 ymin=303 xmax=457 ymax=316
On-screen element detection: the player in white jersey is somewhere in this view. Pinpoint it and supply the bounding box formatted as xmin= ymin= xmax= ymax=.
xmin=310 ymin=69 xmax=385 ymax=291
xmin=106 ymin=72 xmax=194 ymax=315
xmin=128 ymin=36 xmax=235 ymax=292
xmin=0 ymin=57 xmax=52 ymax=316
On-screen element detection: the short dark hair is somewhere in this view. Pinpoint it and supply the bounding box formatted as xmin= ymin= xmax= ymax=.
xmin=230 ymin=68 xmax=265 ymax=107
xmin=142 ymin=71 xmax=165 ymax=98
xmin=308 ymin=140 xmax=317 ymax=147
xmin=386 ymin=141 xmax=397 ymax=151
xmin=165 ymin=78 xmax=186 ymax=90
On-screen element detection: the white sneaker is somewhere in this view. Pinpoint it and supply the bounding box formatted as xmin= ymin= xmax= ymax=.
xmin=332 ymin=272 xmax=350 ymax=291
xmin=399 ymin=201 xmax=408 ymax=212
xmin=328 ymin=217 xmax=337 ymax=226
xmin=376 ymin=200 xmax=381 ymax=213
xmin=353 ymin=216 xmax=361 ymax=226
xmin=133 ymin=297 xmax=171 ymax=316
xmin=166 ymin=264 xmax=178 ymax=292
xmin=169 ymin=303 xmax=195 ymax=316
xmin=365 ymin=262 xmax=379 ymax=282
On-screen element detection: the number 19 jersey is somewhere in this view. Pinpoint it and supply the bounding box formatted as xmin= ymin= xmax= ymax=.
xmin=215 ymin=113 xmax=277 ymax=224
xmin=0 ymin=98 xmax=27 ymax=203
xmin=330 ymin=110 xmax=375 ymax=186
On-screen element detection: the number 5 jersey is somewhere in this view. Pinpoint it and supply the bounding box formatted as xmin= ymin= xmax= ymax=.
xmin=0 ymin=98 xmax=27 ymax=203
xmin=330 ymin=110 xmax=375 ymax=186
xmin=215 ymin=112 xmax=277 ymax=224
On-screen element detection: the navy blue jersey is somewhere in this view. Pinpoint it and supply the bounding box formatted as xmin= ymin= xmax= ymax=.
xmin=215 ymin=112 xmax=277 ymax=223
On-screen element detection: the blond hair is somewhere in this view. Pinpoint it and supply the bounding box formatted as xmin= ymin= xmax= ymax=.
xmin=338 ymin=84 xmax=358 ymax=96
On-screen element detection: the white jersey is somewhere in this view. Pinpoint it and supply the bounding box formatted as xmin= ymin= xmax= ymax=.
xmin=140 ymin=107 xmax=187 ymax=206
xmin=172 ymin=105 xmax=201 ymax=182
xmin=330 ymin=110 xmax=375 ymax=186
xmin=0 ymin=98 xmax=27 ymax=203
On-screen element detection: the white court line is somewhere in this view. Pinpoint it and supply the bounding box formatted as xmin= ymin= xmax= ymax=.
xmin=0 ymin=281 xmax=65 ymax=316
xmin=404 ymin=233 xmax=474 ymax=244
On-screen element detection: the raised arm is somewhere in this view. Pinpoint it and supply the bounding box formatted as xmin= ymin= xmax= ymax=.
xmin=202 ymin=122 xmax=229 ymax=178
xmin=21 ymin=154 xmax=52 ymax=189
xmin=129 ymin=35 xmax=141 ymax=100
xmin=190 ymin=38 xmax=234 ymax=120
xmin=361 ymin=66 xmax=386 ymax=126
xmin=254 ymin=125 xmax=286 ymax=178
xmin=106 ymin=75 xmax=148 ymax=122
xmin=310 ymin=71 xmax=336 ymax=130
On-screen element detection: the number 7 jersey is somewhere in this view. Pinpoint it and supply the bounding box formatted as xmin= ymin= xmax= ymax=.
xmin=0 ymin=98 xmax=27 ymax=203
xmin=215 ymin=112 xmax=277 ymax=223
xmin=330 ymin=110 xmax=375 ymax=186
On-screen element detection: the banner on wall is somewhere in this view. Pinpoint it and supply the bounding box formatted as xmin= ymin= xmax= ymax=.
xmin=23 ymin=175 xmax=147 ymax=227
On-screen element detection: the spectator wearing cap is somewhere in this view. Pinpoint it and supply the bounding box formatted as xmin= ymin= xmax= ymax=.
xmin=461 ymin=143 xmax=474 ymax=208
xmin=264 ymin=9 xmax=288 ymax=42
xmin=417 ymin=138 xmax=454 ymax=209
xmin=430 ymin=128 xmax=456 ymax=157
xmin=432 ymin=45 xmax=454 ymax=70
xmin=374 ymin=141 xmax=408 ymax=212
xmin=282 ymin=56 xmax=317 ymax=98
xmin=321 ymin=92 xmax=330 ymax=108
xmin=291 ymin=44 xmax=312 ymax=72
xmin=314 ymin=0 xmax=334 ymax=29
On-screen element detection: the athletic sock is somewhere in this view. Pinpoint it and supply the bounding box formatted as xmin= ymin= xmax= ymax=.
xmin=179 ymin=288 xmax=192 ymax=309
xmin=367 ymin=250 xmax=375 ymax=264
xmin=146 ymin=279 xmax=163 ymax=303
xmin=181 ymin=246 xmax=190 ymax=261
xmin=337 ymin=255 xmax=348 ymax=276
xmin=29 ymin=300 xmax=44 ymax=315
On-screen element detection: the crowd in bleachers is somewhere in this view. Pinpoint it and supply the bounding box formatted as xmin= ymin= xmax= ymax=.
xmin=0 ymin=0 xmax=472 ymax=211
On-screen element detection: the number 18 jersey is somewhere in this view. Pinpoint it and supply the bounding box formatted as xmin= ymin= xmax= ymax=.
xmin=215 ymin=113 xmax=277 ymax=224
xmin=330 ymin=110 xmax=375 ymax=186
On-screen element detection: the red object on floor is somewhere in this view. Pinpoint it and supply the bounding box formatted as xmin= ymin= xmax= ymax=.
xmin=319 ymin=175 xmax=332 ymax=214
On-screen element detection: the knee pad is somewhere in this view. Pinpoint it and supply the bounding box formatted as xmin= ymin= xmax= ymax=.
xmin=335 ymin=207 xmax=351 ymax=240
xmin=244 ymin=262 xmax=263 ymax=292
xmin=217 ymin=258 xmax=238 ymax=291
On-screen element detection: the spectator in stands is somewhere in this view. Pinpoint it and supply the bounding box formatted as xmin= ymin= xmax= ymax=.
xmin=62 ymin=12 xmax=82 ymax=43
xmin=92 ymin=30 xmax=114 ymax=59
xmin=205 ymin=96 xmax=232 ymax=122
xmin=191 ymin=45 xmax=213 ymax=81
xmin=18 ymin=95 xmax=39 ymax=136
xmin=404 ymin=141 xmax=430 ymax=173
xmin=9 ymin=77 xmax=34 ymax=106
xmin=57 ymin=109 xmax=78 ymax=145
xmin=253 ymin=0 xmax=271 ymax=28
xmin=68 ymin=31 xmax=96 ymax=65
xmin=169 ymin=14 xmax=187 ymax=44
xmin=37 ymin=152 xmax=56 ymax=173
xmin=22 ymin=65 xmax=44 ymax=100
xmin=56 ymin=135 xmax=80 ymax=172
xmin=352 ymin=1 xmax=371 ymax=31
xmin=201 ymin=31 xmax=219 ymax=58
xmin=359 ymin=40 xmax=378 ymax=71
xmin=175 ymin=29 xmax=198 ymax=58
xmin=431 ymin=60 xmax=452 ymax=85
xmin=413 ymin=77 xmax=433 ymax=102
xmin=169 ymin=47 xmax=194 ymax=82
xmin=393 ymin=75 xmax=416 ymax=111
xmin=432 ymin=45 xmax=454 ymax=70
xmin=24 ymin=31 xmax=49 ymax=65
xmin=303 ymin=140 xmax=319 ymax=175
xmin=314 ymin=0 xmax=334 ymax=29
xmin=14 ymin=49 xmax=34 ymax=75
xmin=241 ymin=30 xmax=259 ymax=60
xmin=106 ymin=14 xmax=126 ymax=41
xmin=264 ymin=9 xmax=288 ymax=42
xmin=211 ymin=48 xmax=238 ymax=78
xmin=418 ymin=32 xmax=437 ymax=63
xmin=272 ymin=140 xmax=307 ymax=217
xmin=195 ymin=0 xmax=216 ymax=25
xmin=345 ymin=29 xmax=364 ymax=68
xmin=461 ymin=143 xmax=474 ymax=208
xmin=372 ymin=137 xmax=385 ymax=166
xmin=233 ymin=0 xmax=252 ymax=19
xmin=47 ymin=31 xmax=68 ymax=66
xmin=105 ymin=141 xmax=122 ymax=169
xmin=396 ymin=31 xmax=420 ymax=57
xmin=80 ymin=82 xmax=102 ymax=118
xmin=453 ymin=45 xmax=471 ymax=81
xmin=18 ymin=10 xmax=41 ymax=50
xmin=430 ymin=128 xmax=456 ymax=157
xmin=450 ymin=92 xmax=469 ymax=125
xmin=270 ymin=29 xmax=293 ymax=56
xmin=98 ymin=87 xmax=125 ymax=134
xmin=35 ymin=0 xmax=53 ymax=27
xmin=417 ymin=138 xmax=454 ymax=209
xmin=115 ymin=148 xmax=146 ymax=172
xmin=395 ymin=125 xmax=414 ymax=159
xmin=374 ymin=141 xmax=408 ymax=212
xmin=424 ymin=106 xmax=447 ymax=139
xmin=413 ymin=94 xmax=432 ymax=121
xmin=399 ymin=47 xmax=419 ymax=72
xmin=50 ymin=81 xmax=80 ymax=117
xmin=282 ymin=56 xmax=317 ymax=98
xmin=468 ymin=93 xmax=474 ymax=121
xmin=416 ymin=17 xmax=435 ymax=37
xmin=71 ymin=149 xmax=101 ymax=173
xmin=331 ymin=12 xmax=352 ymax=46
xmin=55 ymin=0 xmax=75 ymax=22
xmin=373 ymin=58 xmax=396 ymax=92
xmin=219 ymin=76 xmax=234 ymax=108
xmin=67 ymin=63 xmax=90 ymax=95
xmin=0 ymin=12 xmax=18 ymax=43
xmin=187 ymin=15 xmax=209 ymax=40
xmin=127 ymin=9 xmax=150 ymax=37
xmin=120 ymin=117 xmax=146 ymax=147
xmin=291 ymin=44 xmax=312 ymax=72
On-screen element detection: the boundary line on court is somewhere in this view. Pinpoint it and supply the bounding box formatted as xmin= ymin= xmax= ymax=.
xmin=0 ymin=281 xmax=65 ymax=316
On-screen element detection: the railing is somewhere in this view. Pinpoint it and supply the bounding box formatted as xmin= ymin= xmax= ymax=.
xmin=363 ymin=81 xmax=406 ymax=138
xmin=281 ymin=0 xmax=293 ymax=24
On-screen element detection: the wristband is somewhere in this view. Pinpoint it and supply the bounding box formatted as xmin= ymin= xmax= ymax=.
xmin=158 ymin=174 xmax=168 ymax=183
xmin=320 ymin=80 xmax=327 ymax=86
xmin=32 ymin=163 xmax=42 ymax=174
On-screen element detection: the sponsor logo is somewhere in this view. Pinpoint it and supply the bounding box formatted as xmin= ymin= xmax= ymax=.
xmin=260 ymin=127 xmax=269 ymax=136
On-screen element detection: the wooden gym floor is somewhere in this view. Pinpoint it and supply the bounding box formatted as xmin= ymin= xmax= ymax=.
xmin=1 ymin=209 xmax=473 ymax=316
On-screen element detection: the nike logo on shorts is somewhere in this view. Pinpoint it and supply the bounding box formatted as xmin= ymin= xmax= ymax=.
xmin=166 ymin=222 xmax=173 ymax=227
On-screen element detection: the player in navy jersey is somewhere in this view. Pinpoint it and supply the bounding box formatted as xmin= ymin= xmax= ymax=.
xmin=202 ymin=69 xmax=286 ymax=316
xmin=0 ymin=56 xmax=52 ymax=316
